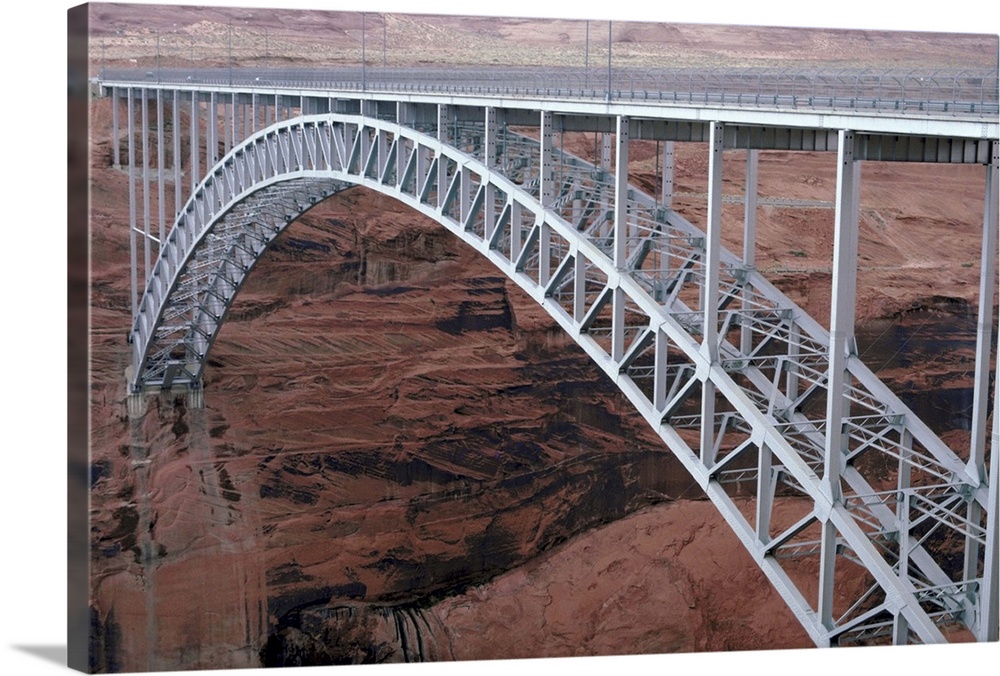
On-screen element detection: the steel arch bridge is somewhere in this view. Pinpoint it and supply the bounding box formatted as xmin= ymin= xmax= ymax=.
xmin=99 ymin=68 xmax=999 ymax=650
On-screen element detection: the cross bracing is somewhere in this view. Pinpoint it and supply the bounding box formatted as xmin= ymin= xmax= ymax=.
xmin=101 ymin=76 xmax=999 ymax=650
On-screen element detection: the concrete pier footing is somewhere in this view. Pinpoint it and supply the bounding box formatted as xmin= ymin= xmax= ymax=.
xmin=124 ymin=368 xmax=205 ymax=419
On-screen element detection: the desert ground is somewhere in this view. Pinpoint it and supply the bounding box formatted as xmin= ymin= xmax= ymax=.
xmin=80 ymin=4 xmax=997 ymax=671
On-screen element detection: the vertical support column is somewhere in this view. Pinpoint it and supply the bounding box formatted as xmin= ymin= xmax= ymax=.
xmin=230 ymin=94 xmax=238 ymax=149
xmin=601 ymin=132 xmax=613 ymax=239
xmin=786 ymin=321 xmax=801 ymax=402
xmin=223 ymin=94 xmax=231 ymax=156
xmin=141 ymin=88 xmax=151 ymax=283
xmin=111 ymin=86 xmax=120 ymax=169
xmin=613 ymin=116 xmax=629 ymax=269
xmin=818 ymin=518 xmax=839 ymax=633
xmin=173 ymin=90 xmax=181 ymax=216
xmin=379 ymin=128 xmax=389 ymax=181
xmin=417 ymin=138 xmax=430 ymax=198
xmin=824 ymin=129 xmax=859 ymax=502
xmin=127 ymin=88 xmax=137 ymax=320
xmin=892 ymin=613 xmax=910 ymax=646
xmin=537 ymin=110 xmax=556 ymax=288
xmin=437 ymin=104 xmax=449 ymax=210
xmin=251 ymin=93 xmax=258 ymax=134
xmin=484 ymin=107 xmax=498 ymax=240
xmin=660 ymin=140 xmax=675 ymax=209
xmin=208 ymin=91 xmax=217 ymax=167
xmin=897 ymin=429 xmax=913 ymax=598
xmin=156 ymin=89 xmax=165 ymax=246
xmin=970 ymin=150 xmax=998 ymax=474
xmin=460 ymin=165 xmax=471 ymax=224
xmin=539 ymin=219 xmax=551 ymax=286
xmin=700 ymin=121 xmax=724 ymax=469
xmin=819 ymin=128 xmax=860 ymax=632
xmin=981 ymin=141 xmax=1000 ymax=644
xmin=755 ymin=441 xmax=774 ymax=543
xmin=966 ymin=148 xmax=998 ymax=616
xmin=600 ymin=132 xmax=612 ymax=169
xmin=190 ymin=91 xmax=200 ymax=195
xmin=612 ymin=286 xmax=625 ymax=363
xmin=741 ymin=149 xmax=760 ymax=354
xmin=395 ymin=102 xmax=410 ymax=189
xmin=703 ymin=121 xmax=724 ymax=358
xmin=983 ymin=389 xmax=1000 ymax=640
xmin=653 ymin=328 xmax=668 ymax=412
xmin=510 ymin=200 xmax=522 ymax=262
xmin=540 ymin=111 xmax=555 ymax=207
xmin=573 ymin=253 xmax=587 ymax=323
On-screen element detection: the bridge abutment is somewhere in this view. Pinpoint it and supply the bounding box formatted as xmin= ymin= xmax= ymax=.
xmin=125 ymin=368 xmax=205 ymax=420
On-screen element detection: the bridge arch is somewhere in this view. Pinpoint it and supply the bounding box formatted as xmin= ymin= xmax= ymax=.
xmin=128 ymin=110 xmax=991 ymax=648
xmin=130 ymin=113 xmax=650 ymax=394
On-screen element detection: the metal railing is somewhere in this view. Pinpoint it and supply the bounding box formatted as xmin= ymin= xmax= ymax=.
xmin=101 ymin=65 xmax=999 ymax=118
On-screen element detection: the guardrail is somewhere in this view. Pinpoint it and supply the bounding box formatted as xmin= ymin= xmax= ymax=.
xmin=100 ymin=65 xmax=1000 ymax=118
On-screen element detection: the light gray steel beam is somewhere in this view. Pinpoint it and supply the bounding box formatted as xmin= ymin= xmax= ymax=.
xmin=823 ymin=129 xmax=860 ymax=503
xmin=613 ymin=117 xmax=629 ymax=268
xmin=741 ymin=149 xmax=759 ymax=354
xmin=484 ymin=107 xmax=499 ymax=241
xmin=966 ymin=149 xmax=999 ymax=616
xmin=653 ymin=327 xmax=669 ymax=412
xmin=756 ymin=441 xmax=775 ymax=543
xmin=251 ymin=92 xmax=258 ymax=134
xmin=173 ymin=90 xmax=181 ymax=216
xmin=573 ymin=253 xmax=587 ymax=323
xmin=984 ymin=423 xmax=1000 ymax=639
xmin=982 ymin=141 xmax=1000 ymax=643
xmin=226 ymin=94 xmax=234 ymax=151
xmin=223 ymin=96 xmax=231 ymax=155
xmin=703 ymin=122 xmax=724 ymax=359
xmin=818 ymin=128 xmax=860 ymax=633
xmin=156 ymin=89 xmax=165 ymax=245
xmin=612 ymin=285 xmax=626 ymax=363
xmin=701 ymin=121 xmax=724 ymax=469
xmin=438 ymin=104 xmax=449 ymax=209
xmin=541 ymin=111 xmax=555 ymax=207
xmin=128 ymin=88 xmax=137 ymax=321
xmin=141 ymin=88 xmax=151 ymax=283
xmin=208 ymin=91 xmax=217 ymax=166
xmin=970 ymin=152 xmax=999 ymax=477
xmin=661 ymin=140 xmax=675 ymax=209
xmin=190 ymin=91 xmax=199 ymax=195
xmin=111 ymin=86 xmax=120 ymax=169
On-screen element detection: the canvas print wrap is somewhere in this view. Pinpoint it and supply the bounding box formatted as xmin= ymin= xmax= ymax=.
xmin=68 ymin=2 xmax=1000 ymax=672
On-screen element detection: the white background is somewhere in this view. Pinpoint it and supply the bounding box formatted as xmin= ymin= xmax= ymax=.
xmin=2 ymin=0 xmax=998 ymax=674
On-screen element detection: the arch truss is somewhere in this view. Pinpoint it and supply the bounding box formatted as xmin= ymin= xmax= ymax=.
xmin=120 ymin=100 xmax=998 ymax=649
